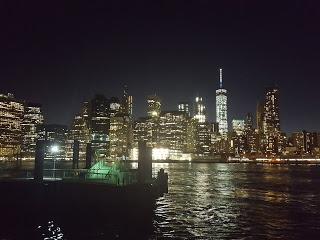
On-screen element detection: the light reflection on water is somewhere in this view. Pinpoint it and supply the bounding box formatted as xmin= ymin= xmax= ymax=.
xmin=153 ymin=163 xmax=320 ymax=239
xmin=36 ymin=220 xmax=64 ymax=240
xmin=1 ymin=162 xmax=320 ymax=239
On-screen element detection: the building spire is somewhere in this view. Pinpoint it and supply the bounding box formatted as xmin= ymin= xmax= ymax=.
xmin=219 ymin=68 xmax=223 ymax=88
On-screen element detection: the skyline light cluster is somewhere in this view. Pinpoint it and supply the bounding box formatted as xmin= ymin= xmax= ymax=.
xmin=1 ymin=70 xmax=320 ymax=162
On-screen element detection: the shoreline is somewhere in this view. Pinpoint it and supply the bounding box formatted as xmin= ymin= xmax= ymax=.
xmin=1 ymin=158 xmax=320 ymax=166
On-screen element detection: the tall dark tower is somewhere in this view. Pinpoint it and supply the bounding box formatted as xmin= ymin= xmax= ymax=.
xmin=121 ymin=85 xmax=133 ymax=116
xmin=256 ymin=101 xmax=264 ymax=134
xmin=262 ymin=87 xmax=281 ymax=155
xmin=263 ymin=87 xmax=280 ymax=134
xmin=89 ymin=95 xmax=110 ymax=160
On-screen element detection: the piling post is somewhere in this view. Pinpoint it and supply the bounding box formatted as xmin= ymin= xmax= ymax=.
xmin=85 ymin=143 xmax=92 ymax=169
xmin=34 ymin=140 xmax=45 ymax=182
xmin=138 ymin=141 xmax=152 ymax=183
xmin=72 ymin=140 xmax=80 ymax=169
xmin=157 ymin=168 xmax=168 ymax=194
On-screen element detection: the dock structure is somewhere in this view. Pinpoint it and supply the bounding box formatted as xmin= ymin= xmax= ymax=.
xmin=138 ymin=140 xmax=153 ymax=183
xmin=29 ymin=139 xmax=168 ymax=194
xmin=0 ymin=138 xmax=169 ymax=237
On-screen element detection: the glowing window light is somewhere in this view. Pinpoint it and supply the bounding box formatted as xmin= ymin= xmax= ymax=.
xmin=152 ymin=148 xmax=169 ymax=160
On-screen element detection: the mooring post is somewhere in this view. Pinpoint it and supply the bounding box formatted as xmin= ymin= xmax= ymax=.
xmin=34 ymin=140 xmax=45 ymax=182
xmin=85 ymin=143 xmax=92 ymax=169
xmin=72 ymin=140 xmax=80 ymax=169
xmin=157 ymin=168 xmax=168 ymax=194
xmin=138 ymin=141 xmax=152 ymax=183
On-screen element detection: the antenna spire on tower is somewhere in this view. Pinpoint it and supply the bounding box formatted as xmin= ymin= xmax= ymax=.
xmin=219 ymin=68 xmax=223 ymax=88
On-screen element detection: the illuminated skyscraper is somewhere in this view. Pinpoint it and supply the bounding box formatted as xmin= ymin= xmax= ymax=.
xmin=195 ymin=122 xmax=211 ymax=156
xmin=262 ymin=87 xmax=281 ymax=155
xmin=243 ymin=113 xmax=259 ymax=154
xmin=231 ymin=118 xmax=246 ymax=156
xmin=232 ymin=119 xmax=245 ymax=136
xmin=158 ymin=111 xmax=188 ymax=152
xmin=69 ymin=101 xmax=90 ymax=161
xmin=121 ymin=85 xmax=133 ymax=116
xmin=109 ymin=97 xmax=121 ymax=117
xmin=186 ymin=118 xmax=197 ymax=153
xmin=147 ymin=95 xmax=161 ymax=117
xmin=0 ymin=93 xmax=24 ymax=160
xmin=110 ymin=113 xmax=132 ymax=160
xmin=216 ymin=68 xmax=228 ymax=137
xmin=263 ymin=87 xmax=280 ymax=134
xmin=178 ymin=102 xmax=190 ymax=117
xmin=256 ymin=101 xmax=264 ymax=133
xmin=193 ymin=96 xmax=206 ymax=123
xmin=89 ymin=95 xmax=110 ymax=160
xmin=21 ymin=103 xmax=44 ymax=160
xmin=133 ymin=117 xmax=159 ymax=147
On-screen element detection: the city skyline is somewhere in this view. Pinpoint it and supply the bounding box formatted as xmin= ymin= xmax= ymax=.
xmin=1 ymin=79 xmax=317 ymax=134
xmin=2 ymin=84 xmax=318 ymax=161
xmin=2 ymin=2 xmax=320 ymax=239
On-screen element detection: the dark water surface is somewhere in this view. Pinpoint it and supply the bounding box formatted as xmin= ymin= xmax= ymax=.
xmin=153 ymin=163 xmax=320 ymax=239
xmin=1 ymin=163 xmax=320 ymax=239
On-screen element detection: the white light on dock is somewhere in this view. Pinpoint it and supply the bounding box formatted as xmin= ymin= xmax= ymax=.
xmin=50 ymin=145 xmax=59 ymax=153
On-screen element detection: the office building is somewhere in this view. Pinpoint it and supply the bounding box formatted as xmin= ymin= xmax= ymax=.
xmin=110 ymin=113 xmax=132 ymax=160
xmin=133 ymin=117 xmax=159 ymax=147
xmin=69 ymin=101 xmax=91 ymax=161
xmin=0 ymin=93 xmax=24 ymax=160
xmin=195 ymin=122 xmax=212 ymax=156
xmin=121 ymin=85 xmax=133 ymax=116
xmin=21 ymin=103 xmax=44 ymax=160
xmin=262 ymin=87 xmax=281 ymax=155
xmin=194 ymin=97 xmax=206 ymax=123
xmin=232 ymin=119 xmax=245 ymax=136
xmin=109 ymin=97 xmax=121 ymax=118
xmin=89 ymin=95 xmax=110 ymax=160
xmin=178 ymin=102 xmax=190 ymax=117
xmin=158 ymin=111 xmax=188 ymax=152
xmin=147 ymin=94 xmax=161 ymax=117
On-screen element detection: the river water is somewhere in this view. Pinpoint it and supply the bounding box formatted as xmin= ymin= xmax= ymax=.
xmin=153 ymin=163 xmax=320 ymax=239
xmin=1 ymin=162 xmax=320 ymax=239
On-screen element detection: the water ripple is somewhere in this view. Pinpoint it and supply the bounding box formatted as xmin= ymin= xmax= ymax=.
xmin=153 ymin=163 xmax=320 ymax=239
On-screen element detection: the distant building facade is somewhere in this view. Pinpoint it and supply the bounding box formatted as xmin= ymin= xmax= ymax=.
xmin=21 ymin=103 xmax=44 ymax=160
xmin=147 ymin=95 xmax=161 ymax=118
xmin=262 ymin=87 xmax=281 ymax=155
xmin=0 ymin=93 xmax=24 ymax=160
xmin=193 ymin=97 xmax=206 ymax=123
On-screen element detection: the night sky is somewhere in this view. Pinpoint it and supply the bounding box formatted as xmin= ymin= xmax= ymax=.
xmin=1 ymin=0 xmax=320 ymax=133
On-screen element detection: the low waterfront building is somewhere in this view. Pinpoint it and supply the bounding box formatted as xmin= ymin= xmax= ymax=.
xmin=0 ymin=93 xmax=24 ymax=160
xmin=37 ymin=124 xmax=68 ymax=161
xmin=21 ymin=103 xmax=44 ymax=161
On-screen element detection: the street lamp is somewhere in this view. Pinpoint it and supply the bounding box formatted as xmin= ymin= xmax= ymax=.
xmin=50 ymin=145 xmax=59 ymax=179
